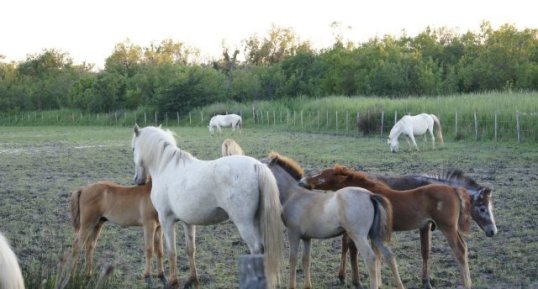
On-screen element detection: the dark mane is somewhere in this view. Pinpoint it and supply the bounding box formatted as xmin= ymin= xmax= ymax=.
xmin=417 ymin=169 xmax=488 ymax=193
xmin=267 ymin=152 xmax=304 ymax=181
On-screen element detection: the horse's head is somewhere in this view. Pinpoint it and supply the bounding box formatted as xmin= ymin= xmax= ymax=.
xmin=470 ymin=187 xmax=497 ymax=237
xmin=132 ymin=124 xmax=148 ymax=185
xmin=299 ymin=165 xmax=351 ymax=190
xmin=388 ymin=137 xmax=399 ymax=153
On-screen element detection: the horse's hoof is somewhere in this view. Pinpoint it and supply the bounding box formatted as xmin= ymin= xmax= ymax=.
xmin=183 ymin=278 xmax=200 ymax=289
xmin=165 ymin=279 xmax=180 ymax=289
xmin=158 ymin=273 xmax=167 ymax=286
xmin=422 ymin=277 xmax=434 ymax=289
xmin=144 ymin=275 xmax=152 ymax=288
xmin=352 ymin=281 xmax=365 ymax=289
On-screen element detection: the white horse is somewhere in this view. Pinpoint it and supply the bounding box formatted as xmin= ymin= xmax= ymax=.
xmin=208 ymin=114 xmax=242 ymax=135
xmin=0 ymin=231 xmax=25 ymax=289
xmin=131 ymin=125 xmax=283 ymax=289
xmin=388 ymin=113 xmax=444 ymax=153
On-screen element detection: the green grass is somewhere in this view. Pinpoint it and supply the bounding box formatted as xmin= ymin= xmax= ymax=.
xmin=0 ymin=126 xmax=537 ymax=288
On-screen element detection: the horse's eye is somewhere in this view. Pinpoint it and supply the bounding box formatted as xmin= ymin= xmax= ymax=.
xmin=479 ymin=207 xmax=486 ymax=213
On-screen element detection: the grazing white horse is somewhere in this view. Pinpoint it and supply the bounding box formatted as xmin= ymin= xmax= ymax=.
xmin=388 ymin=113 xmax=444 ymax=153
xmin=131 ymin=125 xmax=283 ymax=289
xmin=208 ymin=114 xmax=242 ymax=135
xmin=0 ymin=232 xmax=25 ymax=289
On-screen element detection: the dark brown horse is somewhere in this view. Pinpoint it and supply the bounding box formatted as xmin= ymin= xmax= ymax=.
xmin=69 ymin=180 xmax=166 ymax=287
xmin=299 ymin=165 xmax=474 ymax=289
xmin=264 ymin=153 xmax=405 ymax=289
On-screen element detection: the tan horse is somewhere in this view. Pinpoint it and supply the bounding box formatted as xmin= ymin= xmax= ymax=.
xmin=69 ymin=180 xmax=166 ymax=287
xmin=264 ymin=153 xmax=405 ymax=289
xmin=0 ymin=231 xmax=25 ymax=289
xmin=221 ymin=138 xmax=244 ymax=156
xmin=300 ymin=165 xmax=473 ymax=289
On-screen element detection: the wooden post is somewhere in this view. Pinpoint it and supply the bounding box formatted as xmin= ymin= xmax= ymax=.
xmin=326 ymin=110 xmax=329 ymax=128
xmin=346 ymin=111 xmax=349 ymax=132
xmin=144 ymin=112 xmax=147 ymax=125
xmin=293 ymin=111 xmax=296 ymax=127
xmin=317 ymin=110 xmax=320 ymax=130
xmin=336 ymin=111 xmax=339 ymax=131
xmin=356 ymin=112 xmax=360 ymax=135
xmin=394 ymin=111 xmax=398 ymax=125
xmin=273 ymin=111 xmax=276 ymax=125
xmin=177 ymin=112 xmax=180 ymax=126
xmin=380 ymin=111 xmax=384 ymax=135
xmin=200 ymin=111 xmax=203 ymax=124
xmin=239 ymin=255 xmax=266 ymax=289
xmin=474 ymin=111 xmax=478 ymax=140
xmin=455 ymin=111 xmax=458 ymax=137
xmin=301 ymin=111 xmax=303 ymax=129
xmin=516 ymin=111 xmax=521 ymax=143
xmin=494 ymin=112 xmax=498 ymax=142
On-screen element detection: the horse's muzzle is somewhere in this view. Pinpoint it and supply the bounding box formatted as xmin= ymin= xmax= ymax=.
xmin=484 ymin=224 xmax=498 ymax=237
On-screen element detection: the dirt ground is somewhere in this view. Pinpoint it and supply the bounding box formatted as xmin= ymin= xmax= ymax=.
xmin=0 ymin=126 xmax=537 ymax=289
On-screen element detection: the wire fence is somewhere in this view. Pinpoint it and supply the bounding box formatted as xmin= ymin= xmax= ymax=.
xmin=1 ymin=109 xmax=537 ymax=143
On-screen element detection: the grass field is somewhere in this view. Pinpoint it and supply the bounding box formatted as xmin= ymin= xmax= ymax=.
xmin=0 ymin=126 xmax=537 ymax=289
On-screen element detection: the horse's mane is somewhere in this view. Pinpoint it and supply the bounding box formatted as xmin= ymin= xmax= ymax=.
xmin=267 ymin=152 xmax=304 ymax=181
xmin=333 ymin=165 xmax=393 ymax=191
xmin=136 ymin=126 xmax=194 ymax=171
xmin=418 ymin=169 xmax=488 ymax=196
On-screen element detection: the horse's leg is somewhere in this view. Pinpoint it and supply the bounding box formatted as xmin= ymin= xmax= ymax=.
xmin=143 ymin=222 xmax=157 ymax=287
xmin=429 ymin=128 xmax=435 ymax=149
xmin=155 ymin=225 xmax=167 ymax=285
xmin=302 ymin=238 xmax=312 ymax=289
xmin=349 ymin=238 xmax=362 ymax=289
xmin=348 ymin=235 xmax=378 ymax=289
xmin=85 ymin=221 xmax=104 ymax=276
xmin=161 ymin=217 xmax=179 ymax=289
xmin=338 ymin=234 xmax=349 ymax=283
xmin=287 ymin=231 xmax=300 ymax=289
xmin=420 ymin=224 xmax=433 ymax=289
xmin=440 ymin=227 xmax=471 ymax=289
xmin=182 ymin=223 xmax=199 ymax=289
xmin=409 ymin=134 xmax=419 ymax=151
xmin=217 ymin=125 xmax=222 ymax=135
xmin=371 ymin=238 xmax=405 ymax=289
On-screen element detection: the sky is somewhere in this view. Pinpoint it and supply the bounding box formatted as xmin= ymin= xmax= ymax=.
xmin=1 ymin=0 xmax=537 ymax=70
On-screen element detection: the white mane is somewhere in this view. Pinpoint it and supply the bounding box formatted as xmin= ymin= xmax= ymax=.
xmin=134 ymin=126 xmax=194 ymax=173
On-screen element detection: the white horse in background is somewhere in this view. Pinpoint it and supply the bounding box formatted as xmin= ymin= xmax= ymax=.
xmin=0 ymin=231 xmax=25 ymax=289
xmin=131 ymin=125 xmax=283 ymax=289
xmin=388 ymin=113 xmax=444 ymax=153
xmin=208 ymin=114 xmax=242 ymax=135
xmin=221 ymin=138 xmax=245 ymax=156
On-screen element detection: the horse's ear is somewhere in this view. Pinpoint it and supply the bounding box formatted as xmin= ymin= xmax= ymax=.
xmin=134 ymin=123 xmax=140 ymax=136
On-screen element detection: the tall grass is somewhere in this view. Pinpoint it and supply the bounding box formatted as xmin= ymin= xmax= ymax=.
xmin=1 ymin=92 xmax=537 ymax=141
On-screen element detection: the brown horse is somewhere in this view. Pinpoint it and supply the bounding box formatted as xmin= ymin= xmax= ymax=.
xmin=299 ymin=165 xmax=473 ymax=289
xmin=263 ymin=153 xmax=405 ymax=289
xmin=221 ymin=138 xmax=245 ymax=156
xmin=69 ymin=180 xmax=166 ymax=287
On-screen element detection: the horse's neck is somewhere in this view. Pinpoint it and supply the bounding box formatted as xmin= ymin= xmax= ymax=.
xmin=350 ymin=173 xmax=393 ymax=193
xmin=389 ymin=123 xmax=402 ymax=139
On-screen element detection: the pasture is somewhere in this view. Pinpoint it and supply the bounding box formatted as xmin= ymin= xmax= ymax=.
xmin=0 ymin=126 xmax=537 ymax=289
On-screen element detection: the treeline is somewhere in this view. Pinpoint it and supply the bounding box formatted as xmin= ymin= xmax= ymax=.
xmin=1 ymin=22 xmax=537 ymax=114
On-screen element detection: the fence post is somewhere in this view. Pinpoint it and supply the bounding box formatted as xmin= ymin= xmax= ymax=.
xmin=380 ymin=111 xmax=384 ymax=135
xmin=494 ymin=112 xmax=498 ymax=142
xmin=346 ymin=111 xmax=349 ymax=132
xmin=326 ymin=110 xmax=329 ymax=128
xmin=293 ymin=111 xmax=296 ymax=127
xmin=177 ymin=112 xmax=180 ymax=126
xmin=336 ymin=111 xmax=339 ymax=131
xmin=300 ymin=111 xmax=303 ymax=129
xmin=516 ymin=111 xmax=521 ymax=143
xmin=273 ymin=111 xmax=276 ymax=125
xmin=394 ymin=111 xmax=398 ymax=125
xmin=200 ymin=111 xmax=204 ymax=125
xmin=144 ymin=112 xmax=147 ymax=125
xmin=239 ymin=255 xmax=266 ymax=289
xmin=474 ymin=111 xmax=478 ymax=140
xmin=155 ymin=111 xmax=158 ymax=125
xmin=317 ymin=110 xmax=320 ymax=130
xmin=356 ymin=112 xmax=360 ymax=135
xmin=455 ymin=111 xmax=458 ymax=137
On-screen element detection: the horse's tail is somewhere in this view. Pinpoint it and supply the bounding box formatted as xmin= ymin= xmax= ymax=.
xmin=430 ymin=114 xmax=444 ymax=144
xmin=368 ymin=194 xmax=393 ymax=243
xmin=70 ymin=188 xmax=82 ymax=232
xmin=455 ymin=188 xmax=471 ymax=234
xmin=0 ymin=232 xmax=25 ymax=289
xmin=256 ymin=163 xmax=283 ymax=289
